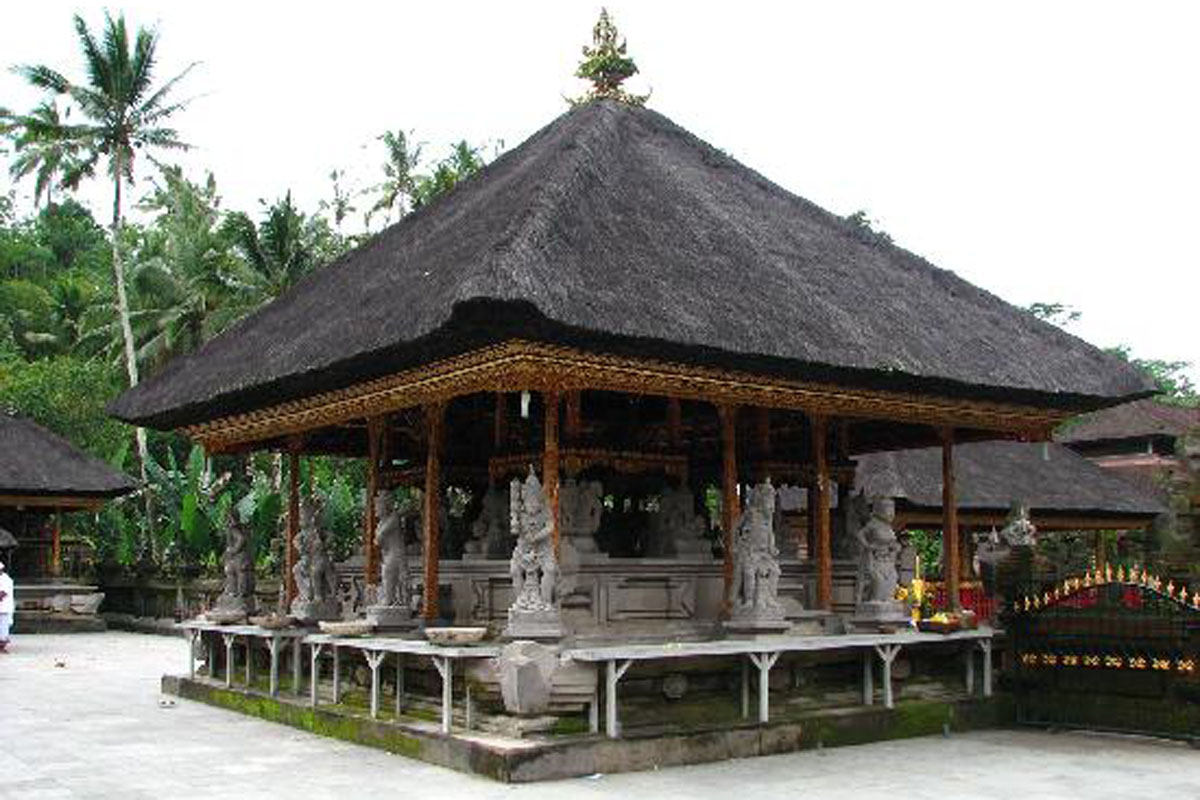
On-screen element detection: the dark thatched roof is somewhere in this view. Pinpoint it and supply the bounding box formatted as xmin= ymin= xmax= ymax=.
xmin=1057 ymin=398 xmax=1200 ymax=444
xmin=0 ymin=414 xmax=136 ymax=500
xmin=110 ymin=100 xmax=1152 ymax=430
xmin=855 ymin=440 xmax=1165 ymax=519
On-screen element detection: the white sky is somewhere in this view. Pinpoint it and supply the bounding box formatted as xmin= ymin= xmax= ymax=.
xmin=3 ymin=1 xmax=1197 ymax=383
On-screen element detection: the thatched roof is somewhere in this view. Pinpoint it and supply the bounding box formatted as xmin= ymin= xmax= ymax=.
xmin=1057 ymin=398 xmax=1200 ymax=444
xmin=855 ymin=440 xmax=1165 ymax=519
xmin=0 ymin=414 xmax=136 ymax=501
xmin=110 ymin=100 xmax=1152 ymax=430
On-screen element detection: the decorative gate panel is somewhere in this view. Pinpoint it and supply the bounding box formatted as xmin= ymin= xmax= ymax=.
xmin=1008 ymin=565 xmax=1200 ymax=741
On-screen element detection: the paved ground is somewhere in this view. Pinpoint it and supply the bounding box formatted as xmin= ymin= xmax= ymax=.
xmin=2 ymin=632 xmax=1199 ymax=799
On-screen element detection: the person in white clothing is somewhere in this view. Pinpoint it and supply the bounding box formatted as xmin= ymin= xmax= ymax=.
xmin=0 ymin=561 xmax=13 ymax=652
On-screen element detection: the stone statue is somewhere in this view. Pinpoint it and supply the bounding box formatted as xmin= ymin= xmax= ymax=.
xmin=504 ymin=469 xmax=563 ymax=639
xmin=209 ymin=506 xmax=255 ymax=621
xmin=464 ymin=486 xmax=512 ymax=560
xmin=977 ymin=499 xmax=1037 ymax=610
xmin=365 ymin=491 xmax=414 ymax=629
xmin=560 ymin=478 xmax=604 ymax=558
xmin=646 ymin=485 xmax=712 ymax=559
xmin=727 ymin=480 xmax=788 ymax=631
xmin=852 ymin=497 xmax=907 ymax=625
xmin=290 ymin=496 xmax=342 ymax=623
xmin=999 ymin=500 xmax=1037 ymax=547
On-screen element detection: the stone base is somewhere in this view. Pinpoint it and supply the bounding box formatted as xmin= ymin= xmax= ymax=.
xmin=204 ymin=608 xmax=249 ymax=625
xmin=504 ymin=607 xmax=564 ymax=641
xmin=724 ymin=614 xmax=791 ymax=635
xmin=365 ymin=605 xmax=417 ymax=630
xmin=848 ymin=601 xmax=911 ymax=633
xmin=289 ymin=599 xmax=341 ymax=624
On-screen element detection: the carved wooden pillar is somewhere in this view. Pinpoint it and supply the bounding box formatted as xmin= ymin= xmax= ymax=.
xmin=812 ymin=414 xmax=833 ymax=611
xmin=493 ymin=393 xmax=507 ymax=452
xmin=941 ymin=428 xmax=961 ymax=611
xmin=285 ymin=445 xmax=301 ymax=605
xmin=364 ymin=416 xmax=385 ymax=592
xmin=667 ymin=397 xmax=683 ymax=450
xmin=544 ymin=390 xmax=562 ymax=557
xmin=565 ymin=390 xmax=582 ymax=445
xmin=422 ymin=403 xmax=446 ymax=621
xmin=753 ymin=407 xmax=771 ymax=457
xmin=718 ymin=404 xmax=739 ymax=611
xmin=50 ymin=511 xmax=62 ymax=577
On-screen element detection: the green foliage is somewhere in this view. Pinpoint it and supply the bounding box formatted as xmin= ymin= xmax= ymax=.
xmin=843 ymin=210 xmax=894 ymax=246
xmin=0 ymin=353 xmax=127 ymax=459
xmin=222 ymin=192 xmax=345 ymax=303
xmin=1026 ymin=301 xmax=1081 ymax=328
xmin=410 ymin=141 xmax=485 ymax=210
xmin=1105 ymin=345 xmax=1197 ymax=406
xmin=906 ymin=528 xmax=942 ymax=578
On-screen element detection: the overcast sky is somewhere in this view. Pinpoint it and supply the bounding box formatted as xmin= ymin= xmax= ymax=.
xmin=3 ymin=1 xmax=1197 ymax=383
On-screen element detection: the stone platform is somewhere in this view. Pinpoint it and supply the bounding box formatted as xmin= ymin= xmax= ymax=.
xmin=162 ymin=673 xmax=1008 ymax=782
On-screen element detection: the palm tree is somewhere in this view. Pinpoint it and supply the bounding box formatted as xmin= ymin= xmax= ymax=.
xmin=14 ymin=11 xmax=196 ymax=475
xmin=3 ymin=101 xmax=87 ymax=207
xmin=369 ymin=130 xmax=422 ymax=228
xmin=129 ymin=168 xmax=240 ymax=370
xmin=223 ymin=193 xmax=339 ymax=307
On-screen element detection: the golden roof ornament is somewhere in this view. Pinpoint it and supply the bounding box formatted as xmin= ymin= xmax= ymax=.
xmin=573 ymin=8 xmax=649 ymax=106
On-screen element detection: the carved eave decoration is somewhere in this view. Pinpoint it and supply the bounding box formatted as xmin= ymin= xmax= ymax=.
xmin=184 ymin=340 xmax=1070 ymax=453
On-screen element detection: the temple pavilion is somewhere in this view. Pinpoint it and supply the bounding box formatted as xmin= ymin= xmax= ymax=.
xmin=0 ymin=413 xmax=135 ymax=580
xmin=110 ymin=96 xmax=1151 ymax=633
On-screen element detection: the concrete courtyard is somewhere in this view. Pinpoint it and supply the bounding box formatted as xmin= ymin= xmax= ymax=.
xmin=1 ymin=631 xmax=1198 ymax=799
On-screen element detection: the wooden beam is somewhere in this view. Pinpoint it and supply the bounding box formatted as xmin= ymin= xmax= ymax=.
xmin=364 ymin=416 xmax=385 ymax=593
xmin=422 ymin=402 xmax=446 ymax=621
xmin=667 ymin=397 xmax=683 ymax=450
xmin=0 ymin=495 xmax=107 ymax=512
xmin=565 ymin=389 xmax=582 ymax=444
xmin=51 ymin=511 xmax=62 ymax=578
xmin=718 ymin=404 xmax=739 ymax=612
xmin=544 ymin=390 xmax=562 ymax=558
xmin=493 ymin=392 xmax=507 ymax=452
xmin=896 ymin=510 xmax=1155 ymax=532
xmin=285 ymin=446 xmax=301 ymax=606
xmin=184 ymin=341 xmax=1070 ymax=453
xmin=941 ymin=428 xmax=961 ymax=611
xmin=753 ymin=407 xmax=771 ymax=456
xmin=812 ymin=414 xmax=833 ymax=611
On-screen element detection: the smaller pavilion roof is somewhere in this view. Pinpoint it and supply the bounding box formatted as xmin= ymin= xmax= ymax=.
xmin=855 ymin=440 xmax=1165 ymax=523
xmin=0 ymin=414 xmax=136 ymax=505
xmin=1056 ymin=398 xmax=1200 ymax=444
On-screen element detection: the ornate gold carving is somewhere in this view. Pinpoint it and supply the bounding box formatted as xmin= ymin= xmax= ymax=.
xmin=183 ymin=340 xmax=1071 ymax=452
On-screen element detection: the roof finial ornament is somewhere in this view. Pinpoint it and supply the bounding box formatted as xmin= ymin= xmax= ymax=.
xmin=572 ymin=8 xmax=648 ymax=107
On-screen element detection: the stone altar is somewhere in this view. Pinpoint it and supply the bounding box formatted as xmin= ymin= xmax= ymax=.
xmin=504 ymin=470 xmax=564 ymax=640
